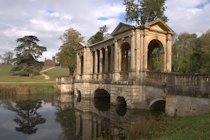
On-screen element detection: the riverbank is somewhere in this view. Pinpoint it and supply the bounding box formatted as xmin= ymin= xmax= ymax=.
xmin=0 ymin=83 xmax=58 ymax=94
xmin=127 ymin=112 xmax=210 ymax=140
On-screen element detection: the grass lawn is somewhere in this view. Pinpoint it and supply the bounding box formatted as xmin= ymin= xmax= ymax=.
xmin=0 ymin=65 xmax=46 ymax=82
xmin=0 ymin=65 xmax=68 ymax=94
xmin=45 ymin=66 xmax=69 ymax=80
xmin=0 ymin=65 xmax=69 ymax=82
xmin=127 ymin=113 xmax=210 ymax=140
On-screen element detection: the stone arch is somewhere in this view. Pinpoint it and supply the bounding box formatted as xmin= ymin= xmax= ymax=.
xmin=76 ymin=90 xmax=82 ymax=102
xmin=116 ymin=96 xmax=127 ymax=105
xmin=120 ymin=42 xmax=131 ymax=79
xmin=116 ymin=96 xmax=127 ymax=116
xmin=149 ymin=97 xmax=166 ymax=112
xmin=94 ymin=89 xmax=111 ymax=112
xmin=147 ymin=39 xmax=164 ymax=72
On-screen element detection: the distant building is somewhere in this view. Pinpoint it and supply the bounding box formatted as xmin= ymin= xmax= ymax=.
xmin=44 ymin=56 xmax=56 ymax=66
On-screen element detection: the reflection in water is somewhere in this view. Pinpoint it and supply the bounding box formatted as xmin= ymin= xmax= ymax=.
xmin=0 ymin=93 xmax=161 ymax=140
xmin=6 ymin=100 xmax=46 ymax=134
xmin=116 ymin=104 xmax=127 ymax=116
xmin=55 ymin=106 xmax=76 ymax=140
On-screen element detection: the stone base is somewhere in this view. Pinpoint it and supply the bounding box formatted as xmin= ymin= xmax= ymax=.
xmin=166 ymin=95 xmax=210 ymax=116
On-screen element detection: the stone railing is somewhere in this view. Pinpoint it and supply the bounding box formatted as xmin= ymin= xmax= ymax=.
xmin=56 ymin=76 xmax=73 ymax=85
xmin=142 ymin=71 xmax=210 ymax=98
xmin=143 ymin=71 xmax=168 ymax=88
xmin=56 ymin=76 xmax=74 ymax=93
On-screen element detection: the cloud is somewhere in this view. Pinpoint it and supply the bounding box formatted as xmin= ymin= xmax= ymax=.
xmin=0 ymin=0 xmax=124 ymax=58
xmin=0 ymin=0 xmax=210 ymax=58
xmin=166 ymin=0 xmax=210 ymax=34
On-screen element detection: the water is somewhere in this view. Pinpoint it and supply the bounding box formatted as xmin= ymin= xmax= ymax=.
xmin=0 ymin=93 xmax=156 ymax=140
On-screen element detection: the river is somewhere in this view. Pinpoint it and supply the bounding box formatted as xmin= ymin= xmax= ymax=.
xmin=0 ymin=93 xmax=162 ymax=140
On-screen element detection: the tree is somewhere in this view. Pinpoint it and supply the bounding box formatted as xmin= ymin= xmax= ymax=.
xmin=124 ymin=0 xmax=168 ymax=25
xmin=199 ymin=30 xmax=210 ymax=73
xmin=87 ymin=25 xmax=110 ymax=44
xmin=11 ymin=35 xmax=47 ymax=77
xmin=172 ymin=33 xmax=199 ymax=73
xmin=57 ymin=28 xmax=84 ymax=75
xmin=0 ymin=51 xmax=14 ymax=64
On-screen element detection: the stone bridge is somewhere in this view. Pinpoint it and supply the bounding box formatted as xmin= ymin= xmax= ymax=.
xmin=57 ymin=20 xmax=210 ymax=116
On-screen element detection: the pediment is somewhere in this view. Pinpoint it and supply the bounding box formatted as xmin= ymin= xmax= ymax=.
xmin=146 ymin=19 xmax=174 ymax=34
xmin=111 ymin=23 xmax=134 ymax=36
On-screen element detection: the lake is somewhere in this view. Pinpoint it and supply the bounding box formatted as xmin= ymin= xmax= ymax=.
xmin=0 ymin=93 xmax=160 ymax=140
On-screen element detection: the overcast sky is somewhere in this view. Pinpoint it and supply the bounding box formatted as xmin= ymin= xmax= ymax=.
xmin=0 ymin=0 xmax=210 ymax=59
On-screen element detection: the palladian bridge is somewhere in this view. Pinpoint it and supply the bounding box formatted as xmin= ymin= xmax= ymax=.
xmin=57 ymin=19 xmax=210 ymax=116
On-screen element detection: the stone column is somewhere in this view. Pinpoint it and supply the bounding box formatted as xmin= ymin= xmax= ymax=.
xmin=129 ymin=30 xmax=136 ymax=79
xmin=82 ymin=48 xmax=91 ymax=80
xmin=98 ymin=49 xmax=103 ymax=80
xmin=163 ymin=41 xmax=167 ymax=72
xmin=90 ymin=51 xmax=93 ymax=79
xmin=110 ymin=45 xmax=114 ymax=79
xmin=105 ymin=47 xmax=109 ymax=79
xmin=113 ymin=40 xmax=120 ymax=81
xmin=75 ymin=53 xmax=81 ymax=80
xmin=166 ymin=34 xmax=172 ymax=72
xmin=118 ymin=41 xmax=121 ymax=79
xmin=94 ymin=50 xmax=98 ymax=80
xmin=143 ymin=31 xmax=148 ymax=71
xmin=135 ymin=30 xmax=141 ymax=78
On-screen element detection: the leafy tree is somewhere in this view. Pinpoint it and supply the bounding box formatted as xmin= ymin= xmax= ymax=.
xmin=172 ymin=33 xmax=199 ymax=73
xmin=87 ymin=25 xmax=110 ymax=44
xmin=11 ymin=35 xmax=46 ymax=77
xmin=199 ymin=30 xmax=210 ymax=73
xmin=0 ymin=51 xmax=14 ymax=64
xmin=57 ymin=28 xmax=84 ymax=75
xmin=124 ymin=0 xmax=168 ymax=25
xmin=151 ymin=48 xmax=162 ymax=72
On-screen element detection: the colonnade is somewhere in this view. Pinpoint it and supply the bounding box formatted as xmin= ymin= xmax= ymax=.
xmin=75 ymin=21 xmax=173 ymax=82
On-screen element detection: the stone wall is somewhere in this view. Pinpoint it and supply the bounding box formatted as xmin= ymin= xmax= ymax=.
xmin=166 ymin=95 xmax=210 ymax=116
xmin=56 ymin=77 xmax=73 ymax=93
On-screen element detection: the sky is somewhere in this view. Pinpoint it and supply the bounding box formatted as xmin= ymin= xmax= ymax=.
xmin=0 ymin=0 xmax=210 ymax=60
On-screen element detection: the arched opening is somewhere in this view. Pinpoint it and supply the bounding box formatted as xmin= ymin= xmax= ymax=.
xmin=80 ymin=55 xmax=84 ymax=74
xmin=94 ymin=89 xmax=110 ymax=112
xmin=116 ymin=96 xmax=127 ymax=116
xmin=147 ymin=40 xmax=164 ymax=72
xmin=102 ymin=48 xmax=105 ymax=77
xmin=121 ymin=42 xmax=131 ymax=79
xmin=149 ymin=99 xmax=165 ymax=112
xmin=107 ymin=46 xmax=112 ymax=73
xmin=76 ymin=90 xmax=81 ymax=102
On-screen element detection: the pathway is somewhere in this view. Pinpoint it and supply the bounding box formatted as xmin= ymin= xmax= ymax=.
xmin=40 ymin=67 xmax=55 ymax=80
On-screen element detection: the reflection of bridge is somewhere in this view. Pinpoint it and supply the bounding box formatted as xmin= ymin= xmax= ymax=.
xmin=56 ymin=94 xmax=148 ymax=140
xmin=57 ymin=20 xmax=210 ymax=116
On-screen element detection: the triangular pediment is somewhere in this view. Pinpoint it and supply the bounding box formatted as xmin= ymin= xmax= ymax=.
xmin=111 ymin=23 xmax=134 ymax=36
xmin=146 ymin=19 xmax=174 ymax=34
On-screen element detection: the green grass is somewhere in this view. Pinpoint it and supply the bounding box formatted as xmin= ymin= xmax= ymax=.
xmin=0 ymin=65 xmax=68 ymax=94
xmin=0 ymin=65 xmax=45 ymax=82
xmin=127 ymin=113 xmax=210 ymax=140
xmin=45 ymin=66 xmax=69 ymax=80
xmin=0 ymin=65 xmax=69 ymax=82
